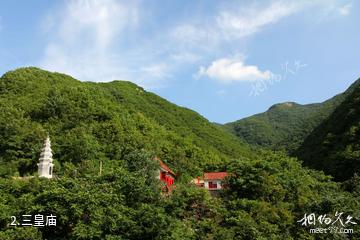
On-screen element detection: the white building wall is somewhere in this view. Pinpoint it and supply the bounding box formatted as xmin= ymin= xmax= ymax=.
xmin=204 ymin=180 xmax=223 ymax=190
xmin=216 ymin=180 xmax=222 ymax=189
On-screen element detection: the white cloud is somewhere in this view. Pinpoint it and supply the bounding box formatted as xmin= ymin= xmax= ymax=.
xmin=58 ymin=0 xmax=138 ymax=49
xmin=36 ymin=0 xmax=343 ymax=90
xmin=197 ymin=58 xmax=272 ymax=83
xmin=171 ymin=1 xmax=302 ymax=50
xmin=170 ymin=24 xmax=220 ymax=54
xmin=216 ymin=1 xmax=300 ymax=39
xmin=169 ymin=0 xmax=348 ymax=56
xmin=338 ymin=3 xmax=352 ymax=16
xmin=39 ymin=0 xmax=144 ymax=83
xmin=312 ymin=1 xmax=353 ymax=20
xmin=169 ymin=1 xmax=305 ymax=79
xmin=39 ymin=0 xmax=177 ymax=89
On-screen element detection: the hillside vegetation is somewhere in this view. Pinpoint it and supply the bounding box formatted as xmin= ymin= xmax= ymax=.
xmin=0 ymin=67 xmax=359 ymax=239
xmin=1 ymin=151 xmax=359 ymax=239
xmin=296 ymin=78 xmax=360 ymax=181
xmin=223 ymin=79 xmax=360 ymax=152
xmin=0 ymin=67 xmax=253 ymax=178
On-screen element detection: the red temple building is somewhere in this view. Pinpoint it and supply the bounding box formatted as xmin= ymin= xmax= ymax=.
xmin=156 ymin=158 xmax=176 ymax=192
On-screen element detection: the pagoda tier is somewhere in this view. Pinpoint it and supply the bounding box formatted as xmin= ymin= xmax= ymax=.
xmin=37 ymin=136 xmax=54 ymax=178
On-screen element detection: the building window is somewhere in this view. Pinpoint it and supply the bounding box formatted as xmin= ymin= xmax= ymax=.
xmin=49 ymin=166 xmax=52 ymax=175
xmin=208 ymin=181 xmax=217 ymax=189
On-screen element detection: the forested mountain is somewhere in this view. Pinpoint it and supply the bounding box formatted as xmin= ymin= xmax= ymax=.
xmin=296 ymin=78 xmax=360 ymax=181
xmin=0 ymin=67 xmax=253 ymax=178
xmin=0 ymin=67 xmax=359 ymax=239
xmin=223 ymin=78 xmax=360 ymax=152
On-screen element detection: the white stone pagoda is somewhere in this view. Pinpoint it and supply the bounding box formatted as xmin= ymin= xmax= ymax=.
xmin=37 ymin=136 xmax=54 ymax=178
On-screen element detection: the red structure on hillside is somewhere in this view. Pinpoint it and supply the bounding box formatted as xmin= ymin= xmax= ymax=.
xmin=155 ymin=157 xmax=176 ymax=192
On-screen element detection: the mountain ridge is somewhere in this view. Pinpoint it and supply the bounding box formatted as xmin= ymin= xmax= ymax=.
xmin=0 ymin=67 xmax=253 ymax=177
xmin=223 ymin=77 xmax=360 ymax=152
xmin=296 ymin=77 xmax=360 ymax=181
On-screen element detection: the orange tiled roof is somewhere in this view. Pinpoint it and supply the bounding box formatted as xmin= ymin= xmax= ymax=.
xmin=159 ymin=160 xmax=175 ymax=176
xmin=204 ymin=172 xmax=228 ymax=180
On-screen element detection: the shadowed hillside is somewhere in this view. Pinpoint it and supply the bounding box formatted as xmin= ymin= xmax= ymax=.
xmin=223 ymin=78 xmax=360 ymax=153
xmin=296 ymin=78 xmax=360 ymax=181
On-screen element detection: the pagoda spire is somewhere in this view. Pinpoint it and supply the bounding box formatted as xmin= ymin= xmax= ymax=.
xmin=37 ymin=135 xmax=54 ymax=178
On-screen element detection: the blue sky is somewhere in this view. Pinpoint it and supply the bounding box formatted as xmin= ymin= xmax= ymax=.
xmin=0 ymin=0 xmax=359 ymax=123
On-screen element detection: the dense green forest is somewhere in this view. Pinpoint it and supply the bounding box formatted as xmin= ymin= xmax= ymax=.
xmin=0 ymin=68 xmax=359 ymax=239
xmin=223 ymin=78 xmax=360 ymax=152
xmin=1 ymin=151 xmax=359 ymax=239
xmin=0 ymin=67 xmax=253 ymax=178
xmin=296 ymin=77 xmax=360 ymax=181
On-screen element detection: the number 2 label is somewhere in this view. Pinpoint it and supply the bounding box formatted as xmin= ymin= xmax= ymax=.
xmin=10 ymin=216 xmax=17 ymax=226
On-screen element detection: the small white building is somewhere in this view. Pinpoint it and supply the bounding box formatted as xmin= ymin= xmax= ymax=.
xmin=193 ymin=172 xmax=228 ymax=190
xmin=37 ymin=136 xmax=54 ymax=178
